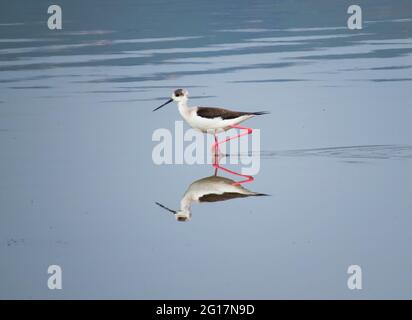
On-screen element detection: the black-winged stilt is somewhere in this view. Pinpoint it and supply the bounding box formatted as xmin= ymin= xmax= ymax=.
xmin=153 ymin=89 xmax=268 ymax=151
xmin=155 ymin=175 xmax=267 ymax=222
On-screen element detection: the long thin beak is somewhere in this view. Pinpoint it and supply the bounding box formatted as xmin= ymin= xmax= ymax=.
xmin=155 ymin=202 xmax=177 ymax=214
xmin=153 ymin=98 xmax=173 ymax=112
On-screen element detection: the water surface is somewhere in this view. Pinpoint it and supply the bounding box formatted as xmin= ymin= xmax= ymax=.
xmin=1 ymin=0 xmax=412 ymax=299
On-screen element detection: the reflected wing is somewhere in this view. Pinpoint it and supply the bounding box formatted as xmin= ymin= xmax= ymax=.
xmin=198 ymin=192 xmax=266 ymax=203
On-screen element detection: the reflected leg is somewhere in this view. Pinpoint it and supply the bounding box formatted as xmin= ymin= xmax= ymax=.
xmin=212 ymin=155 xmax=254 ymax=185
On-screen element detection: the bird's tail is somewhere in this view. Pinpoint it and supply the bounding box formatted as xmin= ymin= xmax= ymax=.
xmin=252 ymin=111 xmax=270 ymax=116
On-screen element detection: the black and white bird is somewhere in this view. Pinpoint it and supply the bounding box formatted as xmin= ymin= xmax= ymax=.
xmin=153 ymin=89 xmax=268 ymax=149
xmin=155 ymin=175 xmax=267 ymax=222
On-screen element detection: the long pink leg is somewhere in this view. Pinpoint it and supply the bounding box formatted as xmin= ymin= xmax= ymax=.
xmin=213 ymin=137 xmax=219 ymax=176
xmin=213 ymin=163 xmax=254 ymax=185
xmin=212 ymin=148 xmax=254 ymax=185
xmin=215 ymin=124 xmax=253 ymax=148
xmin=211 ymin=134 xmax=221 ymax=153
xmin=212 ymin=125 xmax=254 ymax=184
xmin=212 ymin=147 xmax=224 ymax=166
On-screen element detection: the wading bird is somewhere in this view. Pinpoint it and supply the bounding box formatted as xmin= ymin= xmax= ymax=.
xmin=155 ymin=174 xmax=268 ymax=222
xmin=153 ymin=89 xmax=268 ymax=151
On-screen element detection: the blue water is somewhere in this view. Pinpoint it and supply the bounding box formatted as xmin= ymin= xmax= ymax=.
xmin=1 ymin=0 xmax=412 ymax=299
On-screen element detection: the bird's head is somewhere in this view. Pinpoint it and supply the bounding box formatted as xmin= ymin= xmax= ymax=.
xmin=174 ymin=209 xmax=192 ymax=222
xmin=153 ymin=88 xmax=188 ymax=112
xmin=155 ymin=202 xmax=192 ymax=222
xmin=172 ymin=88 xmax=189 ymax=103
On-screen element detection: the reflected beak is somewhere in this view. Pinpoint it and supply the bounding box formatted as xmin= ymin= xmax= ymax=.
xmin=153 ymin=98 xmax=173 ymax=112
xmin=155 ymin=202 xmax=177 ymax=214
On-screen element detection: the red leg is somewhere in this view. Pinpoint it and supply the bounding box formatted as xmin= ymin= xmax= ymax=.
xmin=212 ymin=154 xmax=254 ymax=185
xmin=215 ymin=125 xmax=253 ymax=148
xmin=211 ymin=125 xmax=254 ymax=185
xmin=212 ymin=149 xmax=224 ymax=166
xmin=211 ymin=133 xmax=221 ymax=154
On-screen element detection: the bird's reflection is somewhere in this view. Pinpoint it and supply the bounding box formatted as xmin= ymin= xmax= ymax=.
xmin=155 ymin=163 xmax=267 ymax=222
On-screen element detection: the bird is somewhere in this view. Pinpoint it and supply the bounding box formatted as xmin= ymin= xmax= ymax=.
xmin=153 ymin=89 xmax=269 ymax=150
xmin=155 ymin=174 xmax=268 ymax=222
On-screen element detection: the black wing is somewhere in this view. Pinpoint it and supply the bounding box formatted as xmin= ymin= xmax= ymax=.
xmin=196 ymin=107 xmax=252 ymax=120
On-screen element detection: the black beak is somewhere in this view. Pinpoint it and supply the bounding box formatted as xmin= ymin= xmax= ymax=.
xmin=155 ymin=202 xmax=177 ymax=214
xmin=153 ymin=98 xmax=173 ymax=112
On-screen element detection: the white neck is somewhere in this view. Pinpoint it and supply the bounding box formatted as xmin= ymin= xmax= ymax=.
xmin=180 ymin=193 xmax=192 ymax=212
xmin=178 ymin=100 xmax=190 ymax=119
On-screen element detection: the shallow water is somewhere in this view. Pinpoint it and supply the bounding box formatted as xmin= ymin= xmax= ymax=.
xmin=1 ymin=0 xmax=412 ymax=299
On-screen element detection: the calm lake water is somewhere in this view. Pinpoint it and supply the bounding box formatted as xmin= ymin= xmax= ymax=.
xmin=1 ymin=0 xmax=412 ymax=299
